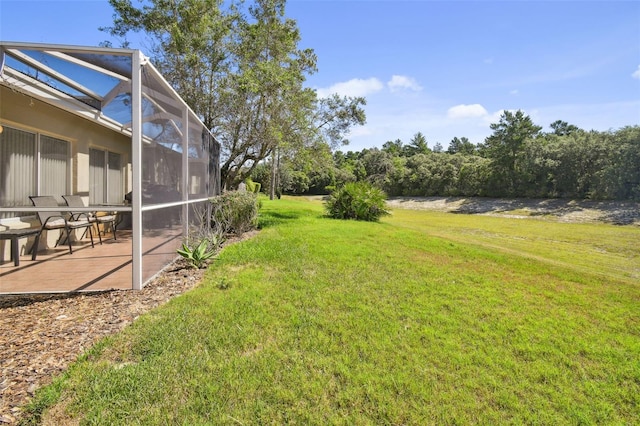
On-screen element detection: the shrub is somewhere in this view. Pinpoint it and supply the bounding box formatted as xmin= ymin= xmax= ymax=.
xmin=210 ymin=191 xmax=260 ymax=235
xmin=245 ymin=178 xmax=261 ymax=194
xmin=325 ymin=182 xmax=390 ymax=222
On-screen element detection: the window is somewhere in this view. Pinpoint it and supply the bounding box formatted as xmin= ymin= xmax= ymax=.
xmin=40 ymin=135 xmax=69 ymax=196
xmin=0 ymin=126 xmax=69 ymax=217
xmin=89 ymin=148 xmax=123 ymax=205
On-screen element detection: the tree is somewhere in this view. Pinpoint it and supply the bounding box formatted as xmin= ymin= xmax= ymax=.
xmin=102 ymin=0 xmax=236 ymax=130
xmin=404 ymin=132 xmax=430 ymax=156
xmin=360 ymin=148 xmax=395 ymax=191
xmin=313 ymin=94 xmax=366 ymax=148
xmin=382 ymin=139 xmax=404 ymax=156
xmin=484 ymin=110 xmax=542 ymax=195
xmin=280 ymin=139 xmax=335 ymax=194
xmin=102 ymin=0 xmax=365 ymax=195
xmin=549 ymin=120 xmax=580 ymax=136
xmin=607 ymin=126 xmax=640 ymax=200
xmin=332 ymin=150 xmax=365 ymax=185
xmin=587 ymin=126 xmax=640 ymax=200
xmin=221 ymin=0 xmax=319 ymax=197
xmin=263 ymin=93 xmax=366 ymax=198
xmin=447 ymin=137 xmax=476 ymax=155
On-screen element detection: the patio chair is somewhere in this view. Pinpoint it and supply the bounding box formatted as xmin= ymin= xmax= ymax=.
xmin=62 ymin=195 xmax=118 ymax=244
xmin=29 ymin=195 xmax=95 ymax=254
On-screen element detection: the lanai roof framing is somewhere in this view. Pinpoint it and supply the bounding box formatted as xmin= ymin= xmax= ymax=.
xmin=0 ymin=42 xmax=220 ymax=292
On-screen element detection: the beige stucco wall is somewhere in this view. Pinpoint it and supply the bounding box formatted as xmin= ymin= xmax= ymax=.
xmin=0 ymin=86 xmax=132 ymax=259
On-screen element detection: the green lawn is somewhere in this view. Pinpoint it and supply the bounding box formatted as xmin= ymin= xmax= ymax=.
xmin=26 ymin=196 xmax=640 ymax=425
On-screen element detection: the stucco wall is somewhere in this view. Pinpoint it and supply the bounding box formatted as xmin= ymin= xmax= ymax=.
xmin=0 ymin=86 xmax=132 ymax=259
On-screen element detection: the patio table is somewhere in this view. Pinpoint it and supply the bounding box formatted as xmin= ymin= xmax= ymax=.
xmin=0 ymin=228 xmax=40 ymax=266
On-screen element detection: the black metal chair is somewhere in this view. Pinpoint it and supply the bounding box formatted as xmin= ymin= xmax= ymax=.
xmin=29 ymin=196 xmax=95 ymax=254
xmin=62 ymin=195 xmax=117 ymax=244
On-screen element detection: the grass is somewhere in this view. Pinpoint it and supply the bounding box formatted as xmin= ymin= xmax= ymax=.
xmin=391 ymin=208 xmax=639 ymax=285
xmin=24 ymin=196 xmax=640 ymax=424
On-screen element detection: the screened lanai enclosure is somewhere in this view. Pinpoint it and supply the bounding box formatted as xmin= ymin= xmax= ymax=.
xmin=0 ymin=42 xmax=220 ymax=293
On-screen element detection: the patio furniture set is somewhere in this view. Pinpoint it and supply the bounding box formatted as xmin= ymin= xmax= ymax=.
xmin=0 ymin=196 xmax=118 ymax=266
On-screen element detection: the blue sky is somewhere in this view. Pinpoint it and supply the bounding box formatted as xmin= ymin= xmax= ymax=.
xmin=1 ymin=0 xmax=639 ymax=152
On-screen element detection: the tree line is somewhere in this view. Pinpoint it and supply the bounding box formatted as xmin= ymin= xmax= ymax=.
xmin=102 ymin=1 xmax=638 ymax=201
xmin=254 ymin=111 xmax=640 ymax=200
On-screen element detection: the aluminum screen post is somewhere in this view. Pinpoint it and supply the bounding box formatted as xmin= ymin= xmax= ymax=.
xmin=182 ymin=106 xmax=189 ymax=239
xmin=131 ymin=51 xmax=143 ymax=290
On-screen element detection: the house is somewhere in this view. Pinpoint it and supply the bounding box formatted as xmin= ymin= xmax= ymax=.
xmin=0 ymin=42 xmax=220 ymax=293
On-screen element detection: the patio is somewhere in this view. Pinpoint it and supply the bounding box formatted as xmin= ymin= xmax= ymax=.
xmin=0 ymin=227 xmax=182 ymax=294
xmin=0 ymin=42 xmax=221 ymax=293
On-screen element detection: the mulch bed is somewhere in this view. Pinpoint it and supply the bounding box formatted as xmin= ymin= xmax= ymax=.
xmin=1 ymin=231 xmax=258 ymax=424
xmin=0 ymin=261 xmax=203 ymax=424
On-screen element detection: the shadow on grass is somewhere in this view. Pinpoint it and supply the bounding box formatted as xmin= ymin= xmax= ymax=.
xmin=449 ymin=198 xmax=579 ymax=217
xmin=258 ymin=211 xmax=303 ymax=229
xmin=451 ymin=198 xmax=583 ymax=215
xmin=603 ymin=210 xmax=638 ymax=225
xmin=440 ymin=197 xmax=639 ymax=225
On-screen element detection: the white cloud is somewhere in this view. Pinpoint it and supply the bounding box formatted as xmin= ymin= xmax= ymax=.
xmin=447 ymin=104 xmax=489 ymax=119
xmin=317 ymin=78 xmax=384 ymax=98
xmin=387 ymin=75 xmax=422 ymax=92
xmin=510 ymin=89 xmax=519 ymax=96
xmin=632 ymin=65 xmax=640 ymax=80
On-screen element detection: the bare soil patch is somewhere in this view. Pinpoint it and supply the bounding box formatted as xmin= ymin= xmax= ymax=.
xmin=387 ymin=196 xmax=640 ymax=225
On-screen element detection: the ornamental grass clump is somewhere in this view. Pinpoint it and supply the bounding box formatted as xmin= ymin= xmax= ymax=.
xmin=325 ymin=181 xmax=390 ymax=222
